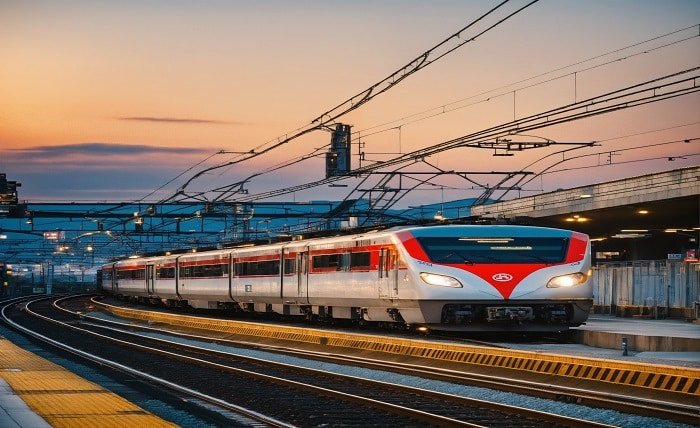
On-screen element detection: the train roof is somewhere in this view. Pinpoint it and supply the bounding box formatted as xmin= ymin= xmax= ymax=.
xmin=102 ymin=224 xmax=585 ymax=267
xmin=398 ymin=224 xmax=583 ymax=238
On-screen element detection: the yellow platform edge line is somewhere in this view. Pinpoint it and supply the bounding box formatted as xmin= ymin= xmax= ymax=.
xmin=0 ymin=337 xmax=176 ymax=428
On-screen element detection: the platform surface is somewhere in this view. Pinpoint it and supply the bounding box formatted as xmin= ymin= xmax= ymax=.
xmin=0 ymin=336 xmax=175 ymax=428
xmin=577 ymin=315 xmax=700 ymax=339
xmin=496 ymin=315 xmax=700 ymax=368
xmin=570 ymin=314 xmax=700 ymax=355
xmin=0 ymin=377 xmax=51 ymax=428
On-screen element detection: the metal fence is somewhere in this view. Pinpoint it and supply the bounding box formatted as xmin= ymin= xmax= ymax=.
xmin=592 ymin=260 xmax=700 ymax=318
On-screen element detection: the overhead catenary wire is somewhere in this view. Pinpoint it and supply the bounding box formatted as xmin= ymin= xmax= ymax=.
xmin=168 ymin=0 xmax=540 ymax=199
xmin=355 ymin=24 xmax=700 ymax=139
xmin=524 ymin=138 xmax=700 ymax=180
xmin=80 ymin=22 xmax=699 ymax=248
xmin=436 ymin=123 xmax=700 ymax=196
xmin=173 ymin=23 xmax=699 ymax=205
xmin=65 ymin=76 xmax=698 ymax=244
xmin=229 ymin=68 xmax=700 ymax=203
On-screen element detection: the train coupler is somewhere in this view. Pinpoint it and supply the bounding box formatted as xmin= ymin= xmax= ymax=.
xmin=486 ymin=306 xmax=534 ymax=322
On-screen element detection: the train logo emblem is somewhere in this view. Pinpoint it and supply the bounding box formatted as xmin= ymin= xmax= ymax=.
xmin=492 ymin=273 xmax=513 ymax=282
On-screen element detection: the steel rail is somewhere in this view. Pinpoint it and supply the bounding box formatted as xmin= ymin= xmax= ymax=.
xmin=53 ymin=296 xmax=621 ymax=427
xmin=0 ymin=297 xmax=294 ymax=428
xmin=81 ymin=295 xmax=700 ymax=425
xmin=15 ymin=297 xmax=486 ymax=427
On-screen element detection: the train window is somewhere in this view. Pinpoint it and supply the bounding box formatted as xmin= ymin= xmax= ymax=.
xmin=312 ymin=254 xmax=342 ymax=270
xmin=350 ymin=252 xmax=370 ymax=268
xmin=158 ymin=267 xmax=176 ymax=279
xmin=377 ymin=249 xmax=396 ymax=276
xmin=180 ymin=263 xmax=229 ymax=278
xmin=117 ymin=268 xmax=145 ymax=280
xmin=283 ymin=258 xmax=295 ymax=275
xmin=378 ymin=249 xmax=388 ymax=278
xmin=341 ymin=253 xmax=351 ymax=271
xmin=416 ymin=237 xmax=569 ymax=264
xmin=235 ymin=260 xmax=280 ymax=276
xmin=199 ymin=264 xmax=227 ymax=277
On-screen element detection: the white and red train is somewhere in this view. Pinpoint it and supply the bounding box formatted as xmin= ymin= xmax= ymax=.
xmin=99 ymin=225 xmax=593 ymax=331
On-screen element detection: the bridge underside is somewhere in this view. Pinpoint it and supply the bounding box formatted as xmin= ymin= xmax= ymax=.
xmin=470 ymin=167 xmax=699 ymax=260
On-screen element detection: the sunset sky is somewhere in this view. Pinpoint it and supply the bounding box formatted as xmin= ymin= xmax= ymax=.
xmin=1 ymin=0 xmax=698 ymax=205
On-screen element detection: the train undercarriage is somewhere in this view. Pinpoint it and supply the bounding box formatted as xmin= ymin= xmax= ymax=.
xmin=117 ymin=292 xmax=592 ymax=333
xmin=436 ymin=299 xmax=593 ymax=331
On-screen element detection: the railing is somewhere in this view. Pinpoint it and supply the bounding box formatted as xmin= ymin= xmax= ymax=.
xmin=592 ymin=260 xmax=700 ymax=318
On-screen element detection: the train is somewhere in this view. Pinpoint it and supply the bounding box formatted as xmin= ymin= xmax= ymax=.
xmin=99 ymin=224 xmax=593 ymax=332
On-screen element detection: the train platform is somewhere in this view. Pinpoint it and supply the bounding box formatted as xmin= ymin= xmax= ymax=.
xmin=0 ymin=336 xmax=175 ymax=428
xmin=501 ymin=315 xmax=700 ymax=369
xmin=573 ymin=314 xmax=700 ymax=353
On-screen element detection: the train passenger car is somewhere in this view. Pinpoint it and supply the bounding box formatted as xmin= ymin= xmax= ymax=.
xmin=101 ymin=225 xmax=593 ymax=331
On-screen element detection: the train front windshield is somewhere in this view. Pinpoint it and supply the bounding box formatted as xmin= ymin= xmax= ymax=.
xmin=416 ymin=236 xmax=569 ymax=264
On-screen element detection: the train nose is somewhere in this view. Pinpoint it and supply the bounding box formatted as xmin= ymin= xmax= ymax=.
xmin=466 ymin=265 xmax=545 ymax=299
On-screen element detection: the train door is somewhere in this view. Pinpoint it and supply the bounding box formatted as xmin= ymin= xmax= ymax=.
xmin=389 ymin=250 xmax=398 ymax=299
xmin=146 ymin=263 xmax=155 ymax=295
xmin=281 ymin=247 xmax=303 ymax=304
xmin=378 ymin=248 xmax=398 ymax=299
xmin=111 ymin=264 xmax=118 ymax=294
xmin=228 ymin=252 xmax=235 ymax=301
xmin=279 ymin=248 xmax=285 ymax=299
xmin=175 ymin=256 xmax=182 ymax=300
xmin=297 ymin=248 xmax=309 ymax=303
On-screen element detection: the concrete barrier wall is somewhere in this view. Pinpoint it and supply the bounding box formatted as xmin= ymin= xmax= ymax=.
xmin=592 ymin=260 xmax=700 ymax=317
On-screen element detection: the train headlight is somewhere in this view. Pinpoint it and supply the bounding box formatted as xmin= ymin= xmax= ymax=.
xmin=419 ymin=272 xmax=462 ymax=288
xmin=546 ymin=272 xmax=588 ymax=288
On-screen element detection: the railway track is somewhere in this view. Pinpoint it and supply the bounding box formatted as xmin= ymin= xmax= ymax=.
xmin=84 ymin=295 xmax=699 ymax=426
xmin=1 ymin=295 xmax=625 ymax=428
xmin=265 ymin=344 xmax=699 ymax=424
xmin=1 ymin=296 xmax=291 ymax=428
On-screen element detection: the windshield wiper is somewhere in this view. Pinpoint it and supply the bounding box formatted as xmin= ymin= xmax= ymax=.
xmin=435 ymin=252 xmax=474 ymax=265
xmin=512 ymin=252 xmax=555 ymax=264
